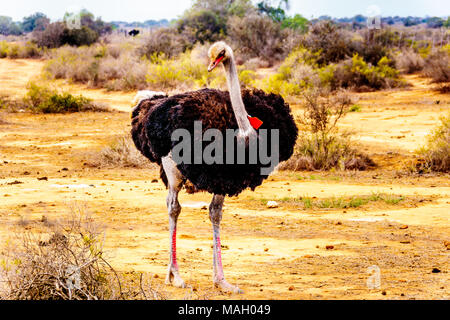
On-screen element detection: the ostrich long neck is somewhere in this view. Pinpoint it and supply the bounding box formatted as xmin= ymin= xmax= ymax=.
xmin=223 ymin=54 xmax=253 ymax=135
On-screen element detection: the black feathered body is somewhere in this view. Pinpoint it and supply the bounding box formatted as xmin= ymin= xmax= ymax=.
xmin=131 ymin=88 xmax=298 ymax=196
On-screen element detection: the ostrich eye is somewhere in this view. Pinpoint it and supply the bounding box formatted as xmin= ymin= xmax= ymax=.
xmin=217 ymin=50 xmax=225 ymax=59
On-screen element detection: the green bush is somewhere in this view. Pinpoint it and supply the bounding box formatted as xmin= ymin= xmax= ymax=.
xmin=0 ymin=41 xmax=42 ymax=59
xmin=257 ymin=46 xmax=402 ymax=94
xmin=257 ymin=73 xmax=302 ymax=97
xmin=416 ymin=114 xmax=450 ymax=173
xmin=60 ymin=26 xmax=99 ymax=47
xmin=281 ymin=14 xmax=309 ymax=32
xmin=255 ymin=47 xmax=319 ymax=96
xmin=332 ymin=54 xmax=403 ymax=91
xmin=349 ymin=104 xmax=362 ymax=112
xmin=23 ymin=82 xmax=107 ymax=113
xmin=145 ymin=51 xmax=225 ymax=90
xmin=33 ymin=22 xmax=99 ymax=48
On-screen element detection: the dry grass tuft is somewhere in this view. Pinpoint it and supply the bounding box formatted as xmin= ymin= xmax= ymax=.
xmin=395 ymin=49 xmax=425 ymax=74
xmin=86 ymin=134 xmax=155 ymax=169
xmin=0 ymin=204 xmax=166 ymax=300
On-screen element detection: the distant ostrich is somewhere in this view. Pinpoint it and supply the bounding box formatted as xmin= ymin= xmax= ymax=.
xmin=131 ymin=42 xmax=298 ymax=293
xmin=128 ymin=29 xmax=140 ymax=37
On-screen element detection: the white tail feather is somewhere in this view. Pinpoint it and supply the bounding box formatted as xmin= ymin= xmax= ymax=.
xmin=131 ymin=90 xmax=167 ymax=114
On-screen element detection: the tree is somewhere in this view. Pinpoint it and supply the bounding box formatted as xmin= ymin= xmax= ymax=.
xmin=0 ymin=16 xmax=23 ymax=35
xmin=177 ymin=0 xmax=255 ymax=44
xmin=257 ymin=0 xmax=289 ymax=22
xmin=33 ymin=22 xmax=65 ymax=48
xmin=63 ymin=9 xmax=112 ymax=35
xmin=177 ymin=9 xmax=226 ymax=43
xmin=191 ymin=0 xmax=255 ymax=17
xmin=22 ymin=12 xmax=49 ymax=32
xmin=281 ymin=14 xmax=308 ymax=32
xmin=61 ymin=26 xmax=99 ymax=46
xmin=426 ymin=17 xmax=444 ymax=28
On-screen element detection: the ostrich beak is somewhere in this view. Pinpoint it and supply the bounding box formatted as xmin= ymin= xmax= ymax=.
xmin=208 ymin=55 xmax=224 ymax=72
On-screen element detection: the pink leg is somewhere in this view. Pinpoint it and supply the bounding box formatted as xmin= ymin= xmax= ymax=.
xmin=210 ymin=194 xmax=243 ymax=294
xmin=214 ymin=234 xmax=224 ymax=280
xmin=171 ymin=228 xmax=178 ymax=269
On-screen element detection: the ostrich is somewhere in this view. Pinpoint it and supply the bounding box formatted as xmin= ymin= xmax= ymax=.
xmin=131 ymin=42 xmax=298 ymax=293
xmin=128 ymin=29 xmax=140 ymax=37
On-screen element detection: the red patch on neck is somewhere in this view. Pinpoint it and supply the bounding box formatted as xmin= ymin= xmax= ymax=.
xmin=247 ymin=115 xmax=263 ymax=130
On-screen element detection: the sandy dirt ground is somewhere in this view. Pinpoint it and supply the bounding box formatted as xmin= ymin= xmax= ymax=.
xmin=0 ymin=59 xmax=449 ymax=299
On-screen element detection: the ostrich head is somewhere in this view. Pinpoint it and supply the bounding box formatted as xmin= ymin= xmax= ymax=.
xmin=208 ymin=41 xmax=233 ymax=72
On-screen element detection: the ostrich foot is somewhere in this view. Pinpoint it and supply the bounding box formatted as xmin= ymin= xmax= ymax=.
xmin=165 ymin=268 xmax=186 ymax=288
xmin=214 ymin=279 xmax=243 ymax=294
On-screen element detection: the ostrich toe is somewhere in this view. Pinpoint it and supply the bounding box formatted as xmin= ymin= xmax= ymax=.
xmin=214 ymin=279 xmax=243 ymax=294
xmin=165 ymin=269 xmax=186 ymax=288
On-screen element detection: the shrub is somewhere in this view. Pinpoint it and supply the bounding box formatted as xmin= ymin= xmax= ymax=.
xmin=258 ymin=73 xmax=302 ymax=98
xmin=0 ymin=211 xmax=111 ymax=299
xmin=332 ymin=54 xmax=402 ymax=91
xmin=423 ymin=49 xmax=450 ymax=83
xmin=145 ymin=54 xmax=190 ymax=90
xmin=23 ymin=82 xmax=108 ymax=113
xmin=44 ymin=42 xmax=241 ymax=92
xmin=45 ymin=45 xmax=149 ymax=91
xmin=256 ymin=47 xmax=322 ymax=97
xmin=0 ymin=207 xmax=165 ymax=300
xmin=60 ymin=26 xmax=99 ymax=47
xmin=0 ymin=41 xmax=42 ymax=59
xmin=33 ymin=22 xmax=65 ymax=48
xmin=146 ymin=51 xmax=225 ymax=90
xmin=279 ymin=89 xmax=374 ymax=171
xmin=0 ymin=95 xmax=25 ymax=112
xmin=349 ymin=104 xmax=362 ymax=112
xmin=98 ymin=51 xmax=149 ymax=91
xmin=416 ymin=114 xmax=450 ymax=173
xmin=352 ymin=37 xmax=391 ymax=66
xmin=227 ymin=14 xmax=292 ymax=65
xmin=33 ymin=22 xmax=99 ymax=48
xmin=395 ymin=48 xmax=425 ymax=74
xmin=140 ymin=27 xmax=192 ymax=59
xmin=301 ymin=21 xmax=353 ymax=66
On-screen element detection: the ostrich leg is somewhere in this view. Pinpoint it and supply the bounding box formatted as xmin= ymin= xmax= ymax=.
xmin=162 ymin=156 xmax=186 ymax=288
xmin=209 ymin=194 xmax=243 ymax=294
